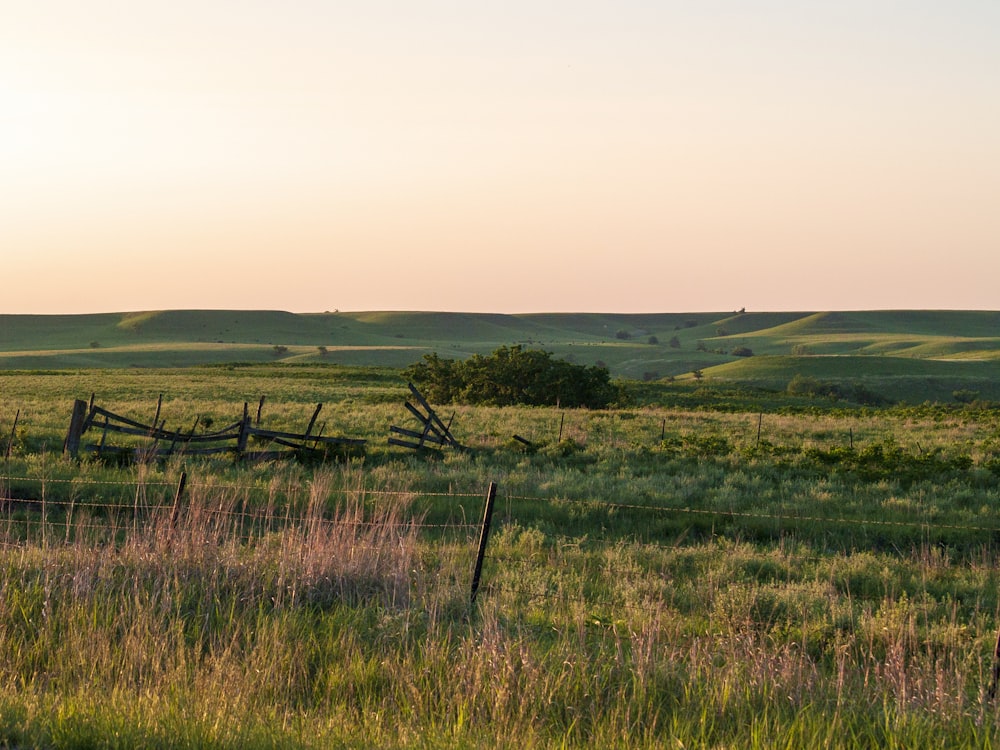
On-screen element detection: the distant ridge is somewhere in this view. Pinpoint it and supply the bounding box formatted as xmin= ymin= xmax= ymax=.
xmin=1 ymin=309 xmax=999 ymax=402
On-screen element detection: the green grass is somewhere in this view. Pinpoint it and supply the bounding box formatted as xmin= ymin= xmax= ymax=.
xmin=4 ymin=309 xmax=1000 ymax=406
xmin=4 ymin=366 xmax=1000 ymax=745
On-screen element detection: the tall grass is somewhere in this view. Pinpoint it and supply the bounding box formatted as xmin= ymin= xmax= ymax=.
xmin=3 ymin=478 xmax=1000 ymax=747
xmin=0 ymin=470 xmax=437 ymax=748
xmin=4 ymin=368 xmax=1000 ymax=745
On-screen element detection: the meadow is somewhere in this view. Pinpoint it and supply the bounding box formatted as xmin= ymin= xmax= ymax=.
xmin=2 ymin=362 xmax=1000 ymax=747
xmin=4 ymin=309 xmax=1000 ymax=401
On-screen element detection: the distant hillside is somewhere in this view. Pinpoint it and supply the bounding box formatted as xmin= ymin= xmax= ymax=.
xmin=1 ymin=309 xmax=998 ymax=403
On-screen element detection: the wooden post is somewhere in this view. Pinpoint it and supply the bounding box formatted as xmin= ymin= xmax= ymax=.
xmin=256 ymin=396 xmax=266 ymax=426
xmin=850 ymin=428 xmax=854 ymax=450
xmin=660 ymin=418 xmax=666 ymax=442
xmin=169 ymin=471 xmax=187 ymax=531
xmin=471 ymin=482 xmax=498 ymax=604
xmin=151 ymin=394 xmax=163 ymax=436
xmin=166 ymin=471 xmax=187 ymax=549
xmin=304 ymin=403 xmax=323 ymax=438
xmin=236 ymin=402 xmax=250 ymax=457
xmin=313 ymin=421 xmax=327 ymax=448
xmin=64 ymin=399 xmax=89 ymax=457
xmin=97 ymin=416 xmax=109 ymax=457
xmin=558 ymin=412 xmax=565 ymax=442
xmin=5 ymin=409 xmax=20 ymax=459
xmin=756 ymin=413 xmax=763 ymax=446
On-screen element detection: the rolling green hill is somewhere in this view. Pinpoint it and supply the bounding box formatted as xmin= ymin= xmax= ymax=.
xmin=1 ymin=309 xmax=998 ymax=403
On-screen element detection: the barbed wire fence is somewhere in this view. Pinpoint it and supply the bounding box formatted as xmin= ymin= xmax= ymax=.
xmin=2 ymin=470 xmax=999 ymax=611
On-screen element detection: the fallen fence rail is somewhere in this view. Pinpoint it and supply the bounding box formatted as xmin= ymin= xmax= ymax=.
xmin=65 ymin=397 xmax=366 ymax=464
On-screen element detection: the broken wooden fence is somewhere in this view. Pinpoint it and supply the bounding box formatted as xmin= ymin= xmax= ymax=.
xmin=388 ymin=383 xmax=464 ymax=452
xmin=64 ymin=396 xmax=365 ymax=463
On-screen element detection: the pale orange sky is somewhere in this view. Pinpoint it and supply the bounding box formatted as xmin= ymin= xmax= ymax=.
xmin=2 ymin=2 xmax=998 ymax=314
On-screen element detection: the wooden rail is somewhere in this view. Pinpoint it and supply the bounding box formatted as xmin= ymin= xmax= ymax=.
xmin=388 ymin=383 xmax=464 ymax=452
xmin=65 ymin=396 xmax=365 ymax=464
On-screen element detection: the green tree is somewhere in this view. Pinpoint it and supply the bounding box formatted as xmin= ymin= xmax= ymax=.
xmin=404 ymin=345 xmax=618 ymax=408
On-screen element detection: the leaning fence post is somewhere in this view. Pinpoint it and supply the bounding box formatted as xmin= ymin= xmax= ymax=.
xmin=167 ymin=471 xmax=187 ymax=549
xmin=64 ymin=399 xmax=89 ymax=457
xmin=470 ymin=481 xmax=498 ymax=604
xmin=169 ymin=471 xmax=187 ymax=531
xmin=6 ymin=409 xmax=20 ymax=460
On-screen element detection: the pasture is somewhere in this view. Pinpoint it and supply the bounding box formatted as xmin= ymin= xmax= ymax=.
xmin=2 ymin=363 xmax=1000 ymax=747
xmin=4 ymin=309 xmax=1000 ymax=401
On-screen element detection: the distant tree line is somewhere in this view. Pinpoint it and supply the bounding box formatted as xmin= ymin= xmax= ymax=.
xmin=404 ymin=345 xmax=618 ymax=408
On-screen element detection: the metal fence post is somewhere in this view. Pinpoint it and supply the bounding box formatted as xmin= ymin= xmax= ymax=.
xmin=470 ymin=481 xmax=498 ymax=604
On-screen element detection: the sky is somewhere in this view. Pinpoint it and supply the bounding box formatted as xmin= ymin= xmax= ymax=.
xmin=2 ymin=1 xmax=999 ymax=315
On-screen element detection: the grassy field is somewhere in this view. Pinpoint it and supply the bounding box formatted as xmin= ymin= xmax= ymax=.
xmin=2 ymin=364 xmax=1000 ymax=747
xmin=3 ymin=309 xmax=1000 ymax=404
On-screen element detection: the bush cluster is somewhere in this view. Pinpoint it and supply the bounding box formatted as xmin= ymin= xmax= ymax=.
xmin=787 ymin=375 xmax=889 ymax=406
xmin=802 ymin=440 xmax=973 ymax=484
xmin=404 ymin=345 xmax=618 ymax=408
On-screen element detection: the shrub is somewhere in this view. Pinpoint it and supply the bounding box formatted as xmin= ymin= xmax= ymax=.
xmin=730 ymin=346 xmax=753 ymax=357
xmin=787 ymin=374 xmax=840 ymax=399
xmin=851 ymin=384 xmax=891 ymax=406
xmin=404 ymin=345 xmax=618 ymax=408
xmin=669 ymin=336 xmax=681 ymax=349
xmin=272 ymin=345 xmax=289 ymax=357
xmin=615 ymin=329 xmax=632 ymax=340
xmin=647 ymin=335 xmax=659 ymax=345
xmin=953 ymin=389 xmax=980 ymax=404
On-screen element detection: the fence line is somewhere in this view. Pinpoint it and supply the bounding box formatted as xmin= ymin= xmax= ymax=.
xmin=2 ymin=472 xmax=999 ymax=621
xmin=3 ymin=473 xmax=999 ymax=536
xmin=0 ymin=473 xmax=485 ymax=497
xmin=502 ymin=492 xmax=997 ymax=535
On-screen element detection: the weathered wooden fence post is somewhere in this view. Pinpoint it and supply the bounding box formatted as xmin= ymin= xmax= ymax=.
xmin=151 ymin=394 xmax=163 ymax=436
xmin=304 ymin=403 xmax=323 ymax=438
xmin=236 ymin=402 xmax=250 ymax=458
xmin=168 ymin=471 xmax=187 ymax=539
xmin=5 ymin=409 xmax=20 ymax=459
xmin=470 ymin=481 xmax=498 ymax=604
xmin=64 ymin=399 xmax=89 ymax=457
